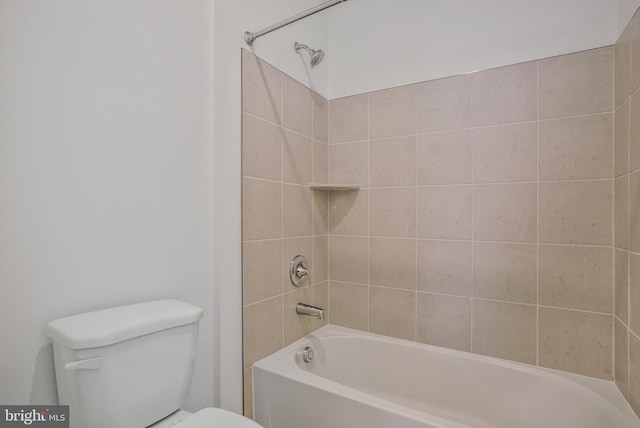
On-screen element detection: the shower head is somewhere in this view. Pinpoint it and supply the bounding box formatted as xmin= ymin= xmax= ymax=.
xmin=295 ymin=42 xmax=325 ymax=68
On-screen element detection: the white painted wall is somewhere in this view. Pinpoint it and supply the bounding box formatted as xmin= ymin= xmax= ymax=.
xmin=212 ymin=0 xmax=328 ymax=412
xmin=327 ymin=0 xmax=618 ymax=98
xmin=0 ymin=0 xmax=215 ymax=412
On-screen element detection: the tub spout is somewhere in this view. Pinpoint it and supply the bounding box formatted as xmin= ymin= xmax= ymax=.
xmin=296 ymin=303 xmax=324 ymax=320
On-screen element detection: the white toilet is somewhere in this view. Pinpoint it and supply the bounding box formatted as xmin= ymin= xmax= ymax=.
xmin=46 ymin=300 xmax=261 ymax=428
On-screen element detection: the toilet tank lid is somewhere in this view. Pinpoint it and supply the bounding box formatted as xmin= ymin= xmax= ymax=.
xmin=46 ymin=300 xmax=203 ymax=350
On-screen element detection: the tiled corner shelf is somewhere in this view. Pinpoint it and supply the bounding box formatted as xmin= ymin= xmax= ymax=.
xmin=308 ymin=183 xmax=360 ymax=191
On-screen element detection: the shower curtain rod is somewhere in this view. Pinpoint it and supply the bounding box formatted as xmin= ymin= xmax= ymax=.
xmin=244 ymin=0 xmax=349 ymax=46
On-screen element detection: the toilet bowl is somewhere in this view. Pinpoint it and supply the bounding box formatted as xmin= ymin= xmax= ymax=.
xmin=46 ymin=300 xmax=262 ymax=428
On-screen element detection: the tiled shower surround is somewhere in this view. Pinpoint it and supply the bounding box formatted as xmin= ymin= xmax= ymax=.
xmin=242 ymin=18 xmax=640 ymax=415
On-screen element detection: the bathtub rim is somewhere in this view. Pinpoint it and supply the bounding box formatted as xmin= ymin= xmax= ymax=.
xmin=253 ymin=324 xmax=640 ymax=428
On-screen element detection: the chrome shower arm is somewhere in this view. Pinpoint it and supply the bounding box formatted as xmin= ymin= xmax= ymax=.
xmin=294 ymin=42 xmax=325 ymax=68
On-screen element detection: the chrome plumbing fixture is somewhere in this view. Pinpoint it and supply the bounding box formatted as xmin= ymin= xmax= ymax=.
xmin=290 ymin=255 xmax=309 ymax=286
xmin=296 ymin=303 xmax=325 ymax=320
xmin=294 ymin=42 xmax=325 ymax=68
xmin=298 ymin=346 xmax=314 ymax=363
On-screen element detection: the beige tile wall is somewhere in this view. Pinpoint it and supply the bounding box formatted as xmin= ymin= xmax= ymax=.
xmin=241 ymin=50 xmax=328 ymax=417
xmin=614 ymin=10 xmax=640 ymax=417
xmin=327 ymin=46 xmax=617 ymax=382
xmin=241 ymin=33 xmax=640 ymax=416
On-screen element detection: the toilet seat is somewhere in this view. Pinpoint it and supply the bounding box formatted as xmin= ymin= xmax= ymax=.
xmin=174 ymin=408 xmax=262 ymax=428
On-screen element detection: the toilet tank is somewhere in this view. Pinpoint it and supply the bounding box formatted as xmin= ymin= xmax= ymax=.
xmin=46 ymin=300 xmax=203 ymax=428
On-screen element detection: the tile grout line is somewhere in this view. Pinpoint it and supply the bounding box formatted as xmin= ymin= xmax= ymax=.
xmin=626 ymin=44 xmax=632 ymax=395
xmin=367 ymin=92 xmax=371 ymax=333
xmin=244 ymin=110 xmax=316 ymax=141
xmin=310 ymin=90 xmax=316 ymax=325
xmin=258 ymin=280 xmax=621 ymax=317
xmin=319 ymin=110 xmax=617 ymax=144
xmin=240 ymin=55 xmax=246 ymax=407
xmin=280 ymin=72 xmax=285 ymax=351
xmin=613 ymin=46 xmax=619 ymax=382
xmin=361 ymin=177 xmax=617 ymax=188
xmin=536 ymin=59 xmax=540 ymax=367
xmin=611 ymin=51 xmax=619 ymax=382
xmin=313 ymin=234 xmax=619 ymax=248
xmin=327 ymin=98 xmax=333 ymax=325
xmin=415 ymin=84 xmax=419 ymax=343
xmin=470 ymin=72 xmax=475 ymax=354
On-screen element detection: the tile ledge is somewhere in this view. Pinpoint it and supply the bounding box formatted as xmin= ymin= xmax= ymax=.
xmin=308 ymin=183 xmax=360 ymax=191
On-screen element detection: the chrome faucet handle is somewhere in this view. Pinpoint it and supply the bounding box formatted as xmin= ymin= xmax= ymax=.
xmin=296 ymin=264 xmax=309 ymax=279
xmin=290 ymin=255 xmax=310 ymax=286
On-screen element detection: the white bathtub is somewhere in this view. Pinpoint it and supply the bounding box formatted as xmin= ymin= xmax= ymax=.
xmin=253 ymin=325 xmax=640 ymax=428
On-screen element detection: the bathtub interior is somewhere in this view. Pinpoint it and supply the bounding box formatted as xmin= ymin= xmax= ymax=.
xmin=254 ymin=325 xmax=640 ymax=428
xmin=301 ymin=334 xmax=620 ymax=427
